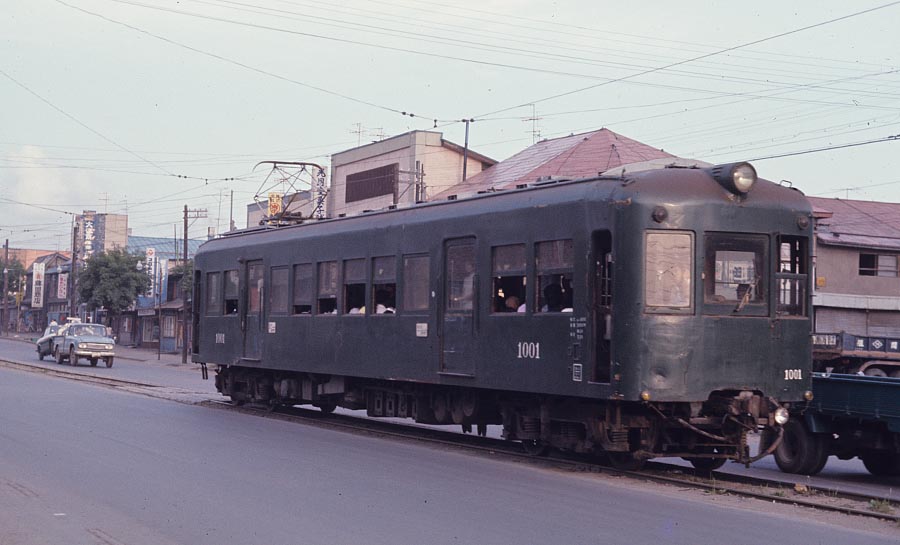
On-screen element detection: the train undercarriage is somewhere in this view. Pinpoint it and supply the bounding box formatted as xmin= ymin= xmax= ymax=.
xmin=214 ymin=365 xmax=785 ymax=470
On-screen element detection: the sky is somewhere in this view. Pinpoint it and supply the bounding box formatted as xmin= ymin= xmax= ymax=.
xmin=2 ymin=0 xmax=900 ymax=251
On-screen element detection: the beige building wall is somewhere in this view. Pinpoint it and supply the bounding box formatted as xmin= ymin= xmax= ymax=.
xmin=815 ymin=244 xmax=900 ymax=297
xmin=328 ymin=131 xmax=491 ymax=218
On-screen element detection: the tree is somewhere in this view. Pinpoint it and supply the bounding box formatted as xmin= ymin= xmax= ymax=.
xmin=2 ymin=258 xmax=25 ymax=294
xmin=77 ymin=249 xmax=151 ymax=319
xmin=170 ymin=260 xmax=193 ymax=299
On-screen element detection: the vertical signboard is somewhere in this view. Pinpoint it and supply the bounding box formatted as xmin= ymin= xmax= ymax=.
xmin=145 ymin=248 xmax=157 ymax=296
xmin=58 ymin=272 xmax=68 ymax=300
xmin=31 ymin=263 xmax=45 ymax=308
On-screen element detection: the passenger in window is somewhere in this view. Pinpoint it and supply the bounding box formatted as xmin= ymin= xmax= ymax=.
xmin=504 ymin=295 xmax=521 ymax=312
xmin=542 ymin=283 xmax=564 ymax=312
xmin=375 ymin=288 xmax=396 ymax=314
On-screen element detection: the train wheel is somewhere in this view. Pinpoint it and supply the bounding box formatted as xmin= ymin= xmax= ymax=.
xmin=861 ymin=452 xmax=900 ymax=476
xmin=775 ymin=419 xmax=824 ymax=474
xmin=606 ymin=452 xmax=645 ymax=471
xmin=316 ymin=402 xmax=337 ymax=414
xmin=864 ymin=367 xmax=887 ymax=377
xmin=521 ymin=439 xmax=548 ymax=457
xmin=684 ymin=448 xmax=727 ymax=472
xmin=805 ymin=442 xmax=830 ymax=476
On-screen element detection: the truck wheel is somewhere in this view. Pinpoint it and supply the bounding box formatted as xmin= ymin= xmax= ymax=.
xmin=775 ymin=419 xmax=827 ymax=475
xmin=69 ymin=346 xmax=78 ymax=366
xmin=37 ymin=348 xmax=44 ymax=361
xmin=105 ymin=357 xmax=114 ymax=368
xmin=861 ymin=452 xmax=900 ymax=476
xmin=55 ymin=346 xmax=64 ymax=364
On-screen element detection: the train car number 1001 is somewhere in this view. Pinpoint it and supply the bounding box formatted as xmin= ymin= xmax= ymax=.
xmin=517 ymin=342 xmax=541 ymax=359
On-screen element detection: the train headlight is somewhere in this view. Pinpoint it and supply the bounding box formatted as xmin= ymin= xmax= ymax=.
xmin=640 ymin=390 xmax=651 ymax=401
xmin=710 ymin=162 xmax=757 ymax=195
xmin=774 ymin=407 xmax=790 ymax=425
xmin=804 ymin=390 xmax=814 ymax=401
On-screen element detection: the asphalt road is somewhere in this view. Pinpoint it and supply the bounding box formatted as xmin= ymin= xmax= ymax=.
xmin=3 ymin=335 xmax=899 ymax=501
xmin=1 ymin=366 xmax=897 ymax=545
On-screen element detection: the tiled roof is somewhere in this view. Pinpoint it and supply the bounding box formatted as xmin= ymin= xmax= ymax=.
xmin=128 ymin=236 xmax=206 ymax=260
xmin=432 ymin=128 xmax=674 ymax=200
xmin=808 ymin=197 xmax=900 ymax=251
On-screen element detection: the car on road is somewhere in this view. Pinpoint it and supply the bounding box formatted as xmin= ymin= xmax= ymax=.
xmin=52 ymin=323 xmax=116 ymax=367
xmin=35 ymin=323 xmax=62 ymax=360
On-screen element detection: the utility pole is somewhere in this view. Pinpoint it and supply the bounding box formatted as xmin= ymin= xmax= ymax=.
xmin=2 ymin=239 xmax=8 ymax=336
xmin=70 ymin=219 xmax=79 ymax=321
xmin=183 ymin=206 xmax=207 ymax=363
xmin=461 ymin=118 xmax=473 ymax=182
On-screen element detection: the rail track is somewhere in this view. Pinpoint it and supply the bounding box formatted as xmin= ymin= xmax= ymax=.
xmin=4 ymin=357 xmax=897 ymax=524
xmin=205 ymin=399 xmax=900 ymax=524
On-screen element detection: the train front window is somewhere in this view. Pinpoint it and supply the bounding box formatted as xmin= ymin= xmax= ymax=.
xmin=645 ymin=231 xmax=693 ymax=311
xmin=703 ymin=233 xmax=767 ymax=315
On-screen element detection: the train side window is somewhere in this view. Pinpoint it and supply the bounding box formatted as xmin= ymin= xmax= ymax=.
xmin=536 ymin=239 xmax=574 ymax=313
xmin=447 ymin=244 xmax=476 ymax=312
xmin=269 ymin=267 xmax=289 ymax=315
xmin=318 ymin=261 xmax=338 ymax=314
xmin=292 ymin=263 xmax=312 ymax=314
xmin=206 ymin=272 xmax=222 ymax=315
xmin=402 ymin=255 xmax=430 ymax=312
xmin=777 ymin=235 xmax=808 ymax=316
xmin=645 ymin=231 xmax=693 ymax=312
xmin=344 ymin=259 xmax=366 ymax=314
xmin=492 ymin=244 xmax=526 ymax=313
xmin=248 ymin=263 xmax=264 ymax=314
xmin=372 ymin=256 xmax=396 ymax=314
xmin=224 ymin=270 xmax=239 ymax=315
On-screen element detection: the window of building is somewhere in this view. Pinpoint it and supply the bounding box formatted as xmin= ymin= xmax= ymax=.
xmin=646 ymin=232 xmax=693 ymax=310
xmin=536 ymin=239 xmax=574 ymax=313
xmin=318 ymin=261 xmax=338 ymax=314
xmin=345 ymin=163 xmax=398 ymax=203
xmin=292 ymin=263 xmax=313 ymax=314
xmin=270 ymin=267 xmax=289 ymax=314
xmin=859 ymin=253 xmax=899 ymax=277
xmin=224 ymin=270 xmax=239 ymax=315
xmin=492 ymin=244 xmax=526 ymax=313
xmin=402 ymin=255 xmax=430 ymax=312
xmin=162 ymin=315 xmax=175 ymax=338
xmin=372 ymin=256 xmax=396 ymax=314
xmin=206 ymin=272 xmax=222 ymax=315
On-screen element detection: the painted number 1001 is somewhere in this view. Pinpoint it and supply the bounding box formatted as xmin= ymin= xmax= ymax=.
xmin=784 ymin=369 xmax=803 ymax=380
xmin=517 ymin=342 xmax=541 ymax=359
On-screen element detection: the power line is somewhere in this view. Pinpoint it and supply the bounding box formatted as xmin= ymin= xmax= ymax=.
xmin=56 ymin=0 xmax=436 ymax=122
xmin=745 ymin=133 xmax=900 ymax=162
xmin=474 ymin=1 xmax=900 ymax=119
xmin=0 ymin=68 xmax=175 ymax=177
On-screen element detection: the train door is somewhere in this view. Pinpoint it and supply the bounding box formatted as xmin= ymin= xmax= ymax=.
xmin=592 ymin=231 xmax=612 ymax=382
xmin=440 ymin=238 xmax=477 ymax=376
xmin=243 ymin=260 xmax=264 ymax=360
